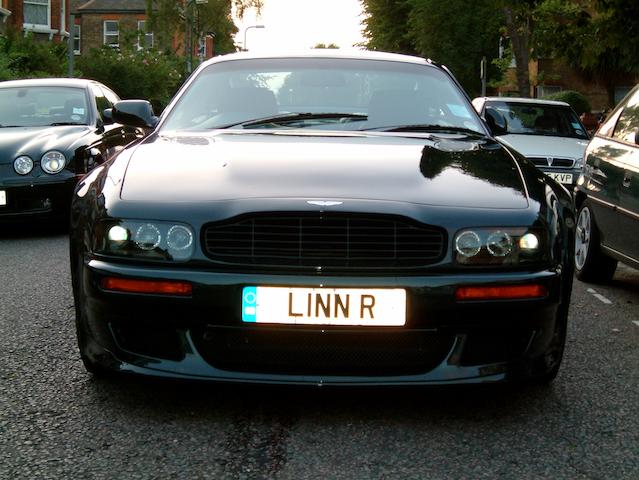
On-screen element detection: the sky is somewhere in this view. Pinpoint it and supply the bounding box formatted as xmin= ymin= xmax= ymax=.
xmin=233 ymin=0 xmax=367 ymax=52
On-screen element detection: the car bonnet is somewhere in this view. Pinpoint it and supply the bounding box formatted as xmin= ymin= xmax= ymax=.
xmin=119 ymin=132 xmax=529 ymax=209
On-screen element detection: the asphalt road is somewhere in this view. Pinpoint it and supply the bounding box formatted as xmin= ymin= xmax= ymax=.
xmin=1 ymin=226 xmax=638 ymax=479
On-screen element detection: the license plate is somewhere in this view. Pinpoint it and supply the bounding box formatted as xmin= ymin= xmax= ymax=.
xmin=242 ymin=286 xmax=406 ymax=326
xmin=0 ymin=190 xmax=6 ymax=206
xmin=547 ymin=172 xmax=573 ymax=184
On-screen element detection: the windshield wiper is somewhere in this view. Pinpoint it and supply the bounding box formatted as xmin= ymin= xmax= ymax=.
xmin=0 ymin=124 xmax=23 ymax=128
xmin=48 ymin=122 xmax=86 ymax=126
xmin=361 ymin=124 xmax=485 ymax=135
xmin=218 ymin=112 xmax=367 ymax=129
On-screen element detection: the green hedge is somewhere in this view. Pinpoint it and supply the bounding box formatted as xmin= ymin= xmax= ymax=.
xmin=0 ymin=30 xmax=68 ymax=80
xmin=542 ymin=90 xmax=591 ymax=115
xmin=76 ymin=46 xmax=184 ymax=113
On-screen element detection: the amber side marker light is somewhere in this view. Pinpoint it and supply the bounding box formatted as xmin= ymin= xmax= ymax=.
xmin=101 ymin=277 xmax=193 ymax=296
xmin=455 ymin=284 xmax=546 ymax=301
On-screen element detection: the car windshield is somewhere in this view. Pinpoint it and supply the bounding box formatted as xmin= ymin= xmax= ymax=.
xmin=0 ymin=86 xmax=90 ymax=128
xmin=486 ymin=101 xmax=588 ymax=139
xmin=160 ymin=57 xmax=485 ymax=134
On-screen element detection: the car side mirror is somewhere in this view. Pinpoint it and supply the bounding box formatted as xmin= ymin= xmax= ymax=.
xmin=102 ymin=108 xmax=114 ymax=125
xmin=112 ymin=100 xmax=159 ymax=129
xmin=484 ymin=107 xmax=508 ymax=136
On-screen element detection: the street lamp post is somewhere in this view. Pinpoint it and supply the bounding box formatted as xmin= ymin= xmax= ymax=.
xmin=243 ymin=24 xmax=265 ymax=52
xmin=186 ymin=0 xmax=208 ymax=73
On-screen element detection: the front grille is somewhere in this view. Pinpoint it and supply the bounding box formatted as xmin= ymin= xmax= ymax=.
xmin=202 ymin=213 xmax=446 ymax=271
xmin=528 ymin=157 xmax=575 ymax=168
xmin=193 ymin=327 xmax=455 ymax=376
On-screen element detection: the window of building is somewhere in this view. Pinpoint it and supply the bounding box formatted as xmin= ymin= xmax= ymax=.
xmin=60 ymin=0 xmax=65 ymax=32
xmin=24 ymin=0 xmax=50 ymax=28
xmin=137 ymin=20 xmax=153 ymax=50
xmin=537 ymin=85 xmax=561 ymax=98
xmin=103 ymin=20 xmax=119 ymax=47
xmin=73 ymin=24 xmax=81 ymax=55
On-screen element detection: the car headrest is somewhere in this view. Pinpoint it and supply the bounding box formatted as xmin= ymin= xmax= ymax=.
xmin=217 ymin=87 xmax=278 ymax=116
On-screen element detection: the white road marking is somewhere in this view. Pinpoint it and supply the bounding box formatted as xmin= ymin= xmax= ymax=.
xmin=586 ymin=288 xmax=612 ymax=305
xmin=633 ymin=321 xmax=639 ymax=327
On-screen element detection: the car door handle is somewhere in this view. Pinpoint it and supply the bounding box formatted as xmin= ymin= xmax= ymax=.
xmin=623 ymin=171 xmax=632 ymax=188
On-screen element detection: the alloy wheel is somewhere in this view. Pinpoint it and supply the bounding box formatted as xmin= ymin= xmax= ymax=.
xmin=575 ymin=206 xmax=591 ymax=270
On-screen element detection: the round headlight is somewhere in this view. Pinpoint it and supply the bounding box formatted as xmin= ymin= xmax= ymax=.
xmin=519 ymin=233 xmax=539 ymax=251
xmin=135 ymin=223 xmax=161 ymax=250
xmin=455 ymin=231 xmax=481 ymax=258
xmin=108 ymin=225 xmax=129 ymax=242
xmin=486 ymin=231 xmax=513 ymax=257
xmin=14 ymin=156 xmax=34 ymax=175
xmin=167 ymin=225 xmax=193 ymax=251
xmin=41 ymin=151 xmax=66 ymax=174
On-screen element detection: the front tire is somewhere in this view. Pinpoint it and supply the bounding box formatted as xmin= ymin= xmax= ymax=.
xmin=574 ymin=201 xmax=617 ymax=283
xmin=73 ymin=253 xmax=109 ymax=377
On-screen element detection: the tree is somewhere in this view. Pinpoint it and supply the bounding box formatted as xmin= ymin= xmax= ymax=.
xmin=313 ymin=43 xmax=339 ymax=49
xmin=360 ymin=0 xmax=417 ymax=54
xmin=533 ymin=0 xmax=639 ymax=106
xmin=361 ymin=0 xmax=504 ymax=97
xmin=406 ymin=0 xmax=504 ymax=98
xmin=499 ymin=0 xmax=540 ymax=97
xmin=145 ymin=0 xmax=264 ymax=56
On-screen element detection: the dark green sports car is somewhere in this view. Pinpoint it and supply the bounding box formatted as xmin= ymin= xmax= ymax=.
xmin=70 ymin=51 xmax=575 ymax=385
xmin=0 ymin=78 xmax=140 ymax=221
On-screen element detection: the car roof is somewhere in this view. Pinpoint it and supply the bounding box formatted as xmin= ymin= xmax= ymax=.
xmin=477 ymin=96 xmax=570 ymax=107
xmin=201 ymin=49 xmax=434 ymax=68
xmin=0 ymin=78 xmax=96 ymax=89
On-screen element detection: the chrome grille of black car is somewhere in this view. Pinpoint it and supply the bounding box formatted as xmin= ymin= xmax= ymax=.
xmin=202 ymin=213 xmax=446 ymax=270
xmin=528 ymin=157 xmax=575 ymax=168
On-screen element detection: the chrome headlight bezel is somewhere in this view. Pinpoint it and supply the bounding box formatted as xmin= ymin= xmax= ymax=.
xmin=453 ymin=227 xmax=548 ymax=267
xmin=95 ymin=219 xmax=196 ymax=262
xmin=14 ymin=155 xmax=34 ymax=175
xmin=41 ymin=151 xmax=67 ymax=174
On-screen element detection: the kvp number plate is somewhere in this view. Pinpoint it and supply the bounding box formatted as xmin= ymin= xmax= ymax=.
xmin=242 ymin=286 xmax=406 ymax=326
xmin=547 ymin=172 xmax=573 ymax=184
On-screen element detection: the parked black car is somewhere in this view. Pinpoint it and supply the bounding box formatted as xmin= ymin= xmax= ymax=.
xmin=0 ymin=78 xmax=141 ymax=221
xmin=574 ymin=84 xmax=639 ymax=281
xmin=70 ymin=51 xmax=575 ymax=385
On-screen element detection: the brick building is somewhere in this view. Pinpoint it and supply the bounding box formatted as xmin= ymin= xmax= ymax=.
xmin=1 ymin=0 xmax=72 ymax=42
xmin=71 ymin=0 xmax=149 ymax=56
xmin=498 ymin=58 xmax=638 ymax=112
xmin=2 ymin=0 xmax=218 ymax=64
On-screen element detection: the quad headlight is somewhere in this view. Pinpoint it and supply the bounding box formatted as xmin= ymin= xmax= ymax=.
xmin=14 ymin=156 xmax=34 ymax=175
xmin=96 ymin=220 xmax=195 ymax=261
xmin=454 ymin=227 xmax=547 ymax=266
xmin=41 ymin=151 xmax=66 ymax=174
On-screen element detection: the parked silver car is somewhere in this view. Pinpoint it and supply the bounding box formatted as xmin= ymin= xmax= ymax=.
xmin=473 ymin=97 xmax=589 ymax=187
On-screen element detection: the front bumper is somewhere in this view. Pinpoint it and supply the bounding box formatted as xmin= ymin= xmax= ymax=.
xmin=0 ymin=171 xmax=78 ymax=220
xmin=78 ymin=259 xmax=566 ymax=385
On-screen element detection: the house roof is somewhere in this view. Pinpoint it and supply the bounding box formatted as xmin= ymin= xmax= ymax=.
xmin=74 ymin=0 xmax=147 ymax=13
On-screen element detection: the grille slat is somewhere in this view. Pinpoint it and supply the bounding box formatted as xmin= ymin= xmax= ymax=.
xmin=203 ymin=213 xmax=446 ymax=271
xmin=528 ymin=156 xmax=575 ymax=168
